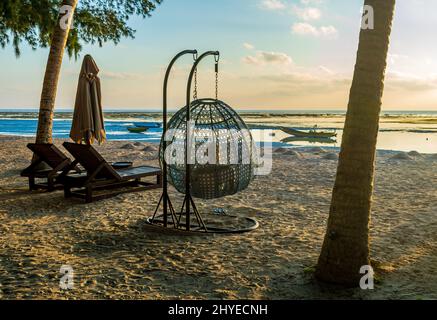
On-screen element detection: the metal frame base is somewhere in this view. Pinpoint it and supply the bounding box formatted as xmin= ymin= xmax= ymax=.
xmin=145 ymin=214 xmax=259 ymax=235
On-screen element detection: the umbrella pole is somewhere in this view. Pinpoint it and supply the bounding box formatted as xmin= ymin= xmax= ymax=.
xmin=86 ymin=131 xmax=91 ymax=145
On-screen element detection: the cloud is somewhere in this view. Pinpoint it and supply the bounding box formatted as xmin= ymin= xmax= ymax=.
xmin=100 ymin=71 xmax=146 ymax=80
xmin=387 ymin=53 xmax=412 ymax=66
xmin=242 ymin=51 xmax=293 ymax=66
xmin=243 ymin=42 xmax=255 ymax=50
xmin=291 ymin=22 xmax=319 ymax=36
xmin=292 ymin=6 xmax=322 ymax=21
xmin=291 ymin=22 xmax=338 ymax=38
xmin=259 ymin=0 xmax=286 ymax=11
xmin=300 ymin=0 xmax=324 ymax=4
xmin=259 ymin=68 xmax=348 ymax=85
xmin=385 ymin=53 xmax=437 ymax=91
xmin=386 ymin=71 xmax=437 ymax=91
xmin=236 ymin=68 xmax=352 ymax=105
xmin=318 ymin=65 xmax=334 ymax=75
xmin=319 ymin=25 xmax=338 ymax=36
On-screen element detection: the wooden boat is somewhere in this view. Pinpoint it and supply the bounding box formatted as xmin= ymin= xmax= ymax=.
xmin=280 ymin=127 xmax=337 ymax=138
xmin=133 ymin=122 xmax=162 ymax=129
xmin=127 ymin=126 xmax=149 ymax=133
xmin=281 ymin=136 xmax=337 ymax=144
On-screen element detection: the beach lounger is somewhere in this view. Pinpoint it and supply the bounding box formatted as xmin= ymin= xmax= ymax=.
xmin=21 ymin=143 xmax=80 ymax=191
xmin=61 ymin=142 xmax=162 ymax=203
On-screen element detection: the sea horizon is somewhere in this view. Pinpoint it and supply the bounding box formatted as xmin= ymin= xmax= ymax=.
xmin=0 ymin=108 xmax=436 ymax=117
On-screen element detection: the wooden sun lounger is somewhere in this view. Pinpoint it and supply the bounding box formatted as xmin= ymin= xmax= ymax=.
xmin=21 ymin=143 xmax=80 ymax=191
xmin=61 ymin=142 xmax=162 ymax=203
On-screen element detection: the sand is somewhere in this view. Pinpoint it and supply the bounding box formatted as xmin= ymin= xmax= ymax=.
xmin=0 ymin=135 xmax=436 ymax=300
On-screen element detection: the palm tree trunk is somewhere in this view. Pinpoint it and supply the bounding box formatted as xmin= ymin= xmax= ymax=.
xmin=35 ymin=0 xmax=78 ymax=144
xmin=315 ymin=0 xmax=396 ymax=286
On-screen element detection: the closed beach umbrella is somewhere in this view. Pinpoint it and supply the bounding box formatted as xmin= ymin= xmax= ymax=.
xmin=70 ymin=55 xmax=106 ymax=145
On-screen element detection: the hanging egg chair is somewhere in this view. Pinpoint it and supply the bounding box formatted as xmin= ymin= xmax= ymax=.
xmin=149 ymin=50 xmax=259 ymax=234
xmin=159 ymin=98 xmax=255 ymax=199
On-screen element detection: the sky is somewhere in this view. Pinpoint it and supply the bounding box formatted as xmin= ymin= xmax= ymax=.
xmin=0 ymin=0 xmax=436 ymax=111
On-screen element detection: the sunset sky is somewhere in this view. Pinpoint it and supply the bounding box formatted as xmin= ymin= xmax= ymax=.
xmin=0 ymin=0 xmax=436 ymax=110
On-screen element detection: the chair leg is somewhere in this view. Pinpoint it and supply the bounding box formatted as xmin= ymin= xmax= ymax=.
xmin=47 ymin=177 xmax=55 ymax=192
xmin=64 ymin=186 xmax=72 ymax=198
xmin=85 ymin=186 xmax=93 ymax=203
xmin=29 ymin=177 xmax=36 ymax=191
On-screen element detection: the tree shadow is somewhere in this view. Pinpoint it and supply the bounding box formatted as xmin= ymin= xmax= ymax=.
xmin=0 ymin=188 xmax=36 ymax=202
xmin=0 ymin=190 xmax=89 ymax=219
xmin=70 ymin=219 xmax=217 ymax=259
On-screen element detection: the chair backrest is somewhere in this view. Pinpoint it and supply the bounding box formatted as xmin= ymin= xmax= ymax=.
xmin=63 ymin=142 xmax=119 ymax=180
xmin=27 ymin=144 xmax=69 ymax=169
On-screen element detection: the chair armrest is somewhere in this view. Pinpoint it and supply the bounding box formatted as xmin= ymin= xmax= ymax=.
xmin=48 ymin=158 xmax=71 ymax=178
xmin=58 ymin=159 xmax=80 ymax=179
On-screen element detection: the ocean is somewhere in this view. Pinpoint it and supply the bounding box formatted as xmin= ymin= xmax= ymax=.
xmin=0 ymin=110 xmax=436 ymax=153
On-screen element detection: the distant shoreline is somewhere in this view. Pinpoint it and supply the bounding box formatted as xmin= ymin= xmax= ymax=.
xmin=0 ymin=110 xmax=436 ymax=122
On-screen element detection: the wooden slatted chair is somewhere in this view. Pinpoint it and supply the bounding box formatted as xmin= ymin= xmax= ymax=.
xmin=21 ymin=143 xmax=80 ymax=191
xmin=61 ymin=142 xmax=162 ymax=203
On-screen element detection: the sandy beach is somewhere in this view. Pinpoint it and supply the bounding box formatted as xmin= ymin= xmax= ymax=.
xmin=0 ymin=135 xmax=436 ymax=300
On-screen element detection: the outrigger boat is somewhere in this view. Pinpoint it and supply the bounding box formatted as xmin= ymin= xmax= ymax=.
xmin=133 ymin=122 xmax=162 ymax=129
xmin=127 ymin=126 xmax=149 ymax=133
xmin=280 ymin=126 xmax=337 ymax=138
xmin=281 ymin=136 xmax=337 ymax=144
xmin=127 ymin=121 xmax=162 ymax=133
